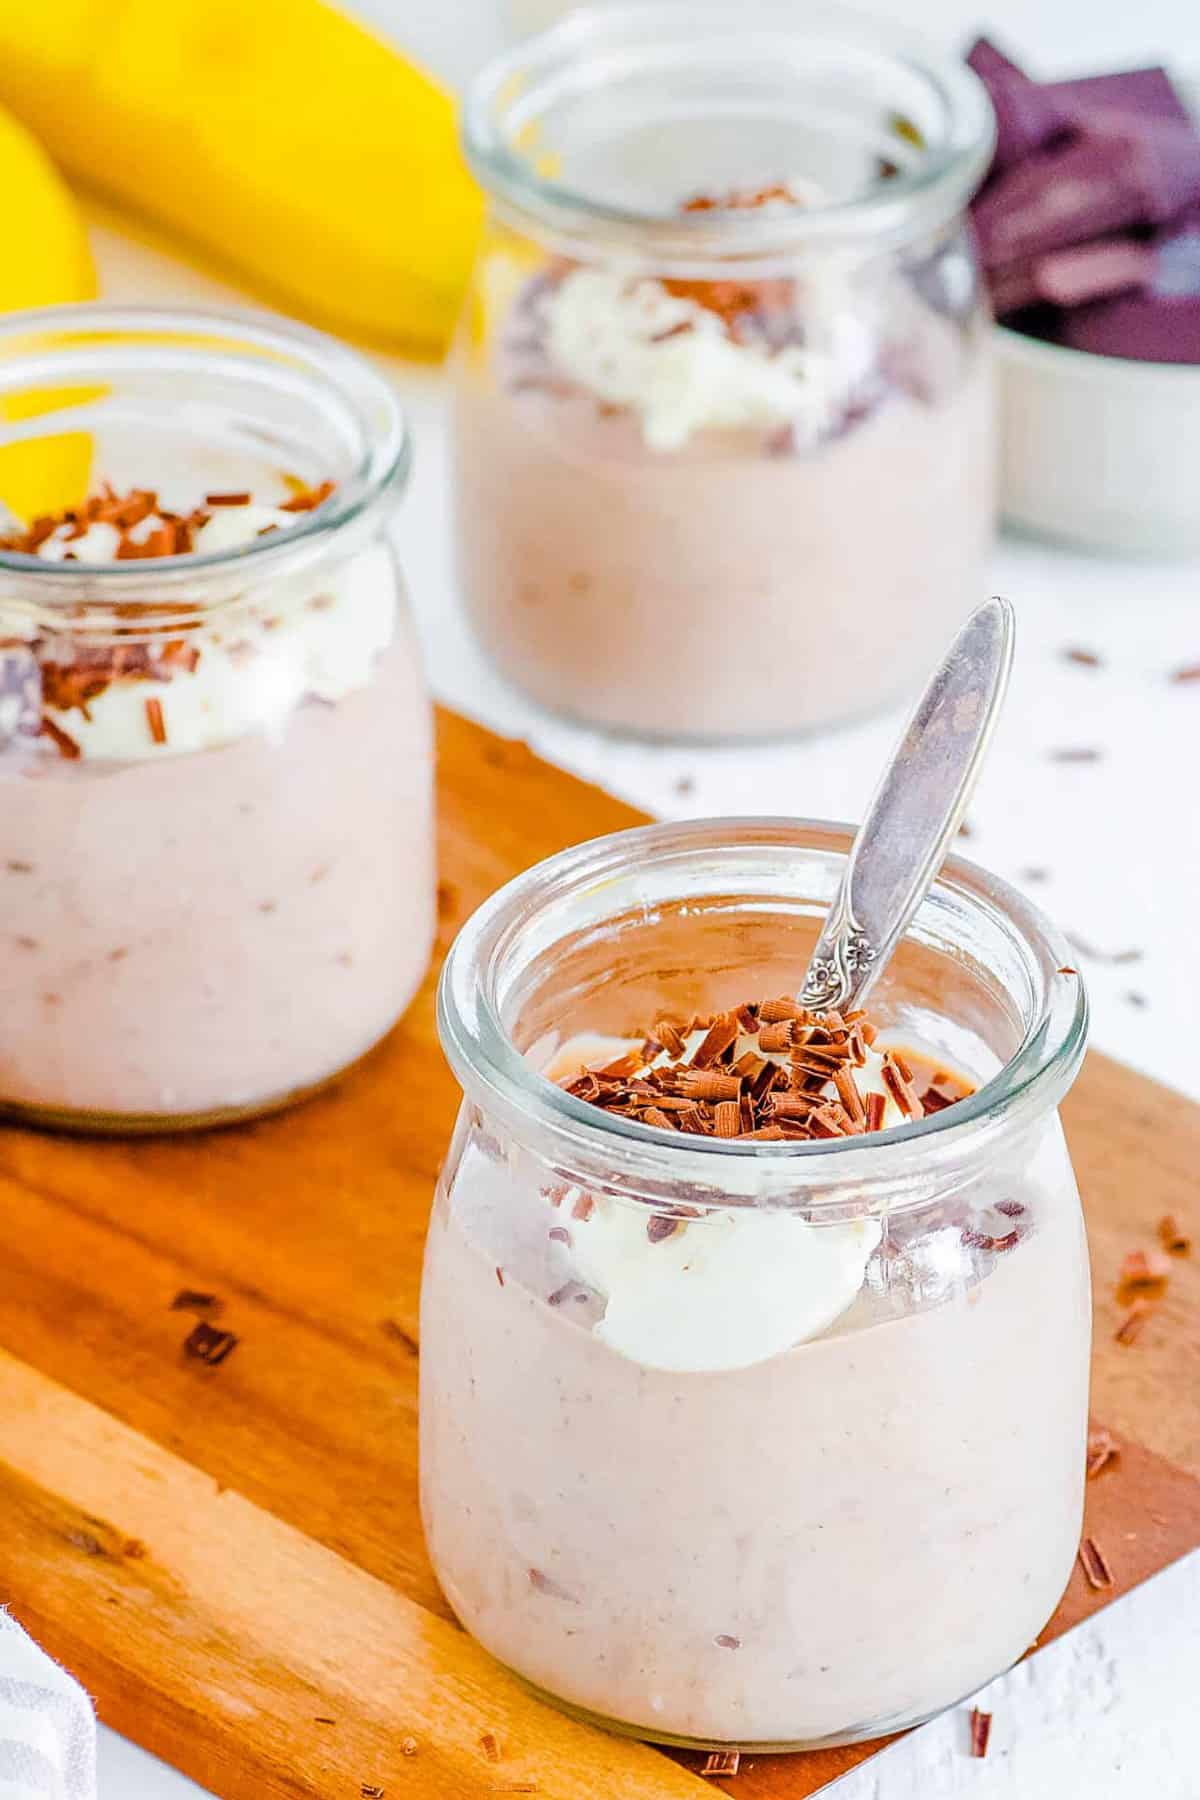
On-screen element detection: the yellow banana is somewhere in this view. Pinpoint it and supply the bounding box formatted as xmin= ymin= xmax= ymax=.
xmin=0 ymin=0 xmax=483 ymax=355
xmin=0 ymin=100 xmax=95 ymax=519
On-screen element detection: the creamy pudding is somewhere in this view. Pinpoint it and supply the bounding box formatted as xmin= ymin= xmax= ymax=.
xmin=0 ymin=480 xmax=433 ymax=1127
xmin=426 ymin=836 xmax=1092 ymax=1758
xmin=455 ymin=238 xmax=993 ymax=739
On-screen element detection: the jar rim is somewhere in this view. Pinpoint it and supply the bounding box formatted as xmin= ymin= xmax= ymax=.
xmin=0 ymin=302 xmax=410 ymax=590
xmin=463 ymin=1 xmax=996 ymax=264
xmin=438 ymin=817 xmax=1088 ymax=1201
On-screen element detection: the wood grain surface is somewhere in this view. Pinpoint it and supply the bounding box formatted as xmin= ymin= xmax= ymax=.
xmin=0 ymin=708 xmax=1195 ymax=1800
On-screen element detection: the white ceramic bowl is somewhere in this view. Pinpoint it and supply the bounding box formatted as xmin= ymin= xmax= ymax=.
xmin=997 ymin=322 xmax=1200 ymax=557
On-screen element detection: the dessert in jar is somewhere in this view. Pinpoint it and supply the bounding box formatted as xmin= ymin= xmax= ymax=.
xmin=0 ymin=304 xmax=434 ymax=1131
xmin=423 ymin=819 xmax=1091 ymax=1751
xmin=452 ymin=4 xmax=998 ymax=740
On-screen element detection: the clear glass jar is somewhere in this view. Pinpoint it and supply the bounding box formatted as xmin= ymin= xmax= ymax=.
xmin=452 ymin=3 xmax=997 ymax=740
xmin=423 ymin=819 xmax=1090 ymax=1752
xmin=0 ymin=303 xmax=433 ymax=1132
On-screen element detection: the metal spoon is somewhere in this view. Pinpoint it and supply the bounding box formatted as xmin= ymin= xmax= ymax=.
xmin=799 ymin=596 xmax=1015 ymax=1014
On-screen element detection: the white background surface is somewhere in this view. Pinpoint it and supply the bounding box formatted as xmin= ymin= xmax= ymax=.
xmin=66 ymin=0 xmax=1200 ymax=1793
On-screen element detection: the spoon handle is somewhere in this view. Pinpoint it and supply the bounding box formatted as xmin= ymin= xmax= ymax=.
xmin=800 ymin=596 xmax=1015 ymax=1015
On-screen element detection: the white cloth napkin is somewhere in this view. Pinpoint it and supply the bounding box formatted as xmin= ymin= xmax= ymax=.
xmin=0 ymin=1613 xmax=95 ymax=1800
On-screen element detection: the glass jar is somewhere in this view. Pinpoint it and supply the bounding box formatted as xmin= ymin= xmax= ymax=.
xmin=452 ymin=3 xmax=997 ymax=741
xmin=0 ymin=303 xmax=433 ymax=1132
xmin=423 ymin=818 xmax=1090 ymax=1752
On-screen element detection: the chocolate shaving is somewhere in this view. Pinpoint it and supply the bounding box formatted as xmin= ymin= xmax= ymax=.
xmin=204 ymin=491 xmax=251 ymax=507
xmin=690 ymin=1014 xmax=740 ymax=1068
xmin=968 ymin=1708 xmax=992 ymax=1758
xmin=647 ymin=1213 xmax=682 ymax=1243
xmin=1170 ymin=662 xmax=1200 ymax=684
xmin=144 ymin=696 xmax=166 ymax=745
xmin=555 ymin=997 xmax=971 ymax=1141
xmin=1086 ymin=1428 xmax=1119 ymax=1478
xmin=675 ymin=1069 xmax=742 ymax=1102
xmin=182 ymin=1320 xmax=238 ymax=1366
xmin=653 ymin=1018 xmax=687 ymax=1058
xmin=480 ymin=1733 xmax=502 ymax=1764
xmin=170 ymin=1289 xmax=221 ymax=1315
xmin=1158 ymin=1214 xmax=1191 ymax=1254
xmin=833 ymin=1064 xmax=866 ymax=1123
xmin=699 ymin=1750 xmax=741 ymax=1777
xmin=1062 ymin=646 xmax=1103 ymax=667
xmin=759 ymin=996 xmax=803 ymax=1022
xmin=1115 ymin=1300 xmax=1152 ymax=1344
xmin=1117 ymin=1247 xmax=1170 ymax=1300
xmin=768 ymin=1092 xmax=821 ymax=1120
xmin=40 ymin=716 xmax=80 ymax=760
xmin=881 ymin=1052 xmax=924 ymax=1120
xmin=1077 ymin=1536 xmax=1114 ymax=1590
xmin=711 ymin=1099 xmax=742 ymax=1139
xmin=279 ymin=478 xmax=335 ymax=513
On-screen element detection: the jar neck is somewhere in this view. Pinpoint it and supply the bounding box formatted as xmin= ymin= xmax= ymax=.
xmin=0 ymin=302 xmax=409 ymax=617
xmin=438 ymin=819 xmax=1087 ymax=1213
xmin=465 ymin=3 xmax=995 ymax=267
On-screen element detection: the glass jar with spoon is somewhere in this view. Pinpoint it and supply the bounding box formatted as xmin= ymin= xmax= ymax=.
xmin=422 ymin=602 xmax=1091 ymax=1750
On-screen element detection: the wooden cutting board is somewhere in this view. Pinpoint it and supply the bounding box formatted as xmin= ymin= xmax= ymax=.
xmin=0 ymin=707 xmax=1196 ymax=1800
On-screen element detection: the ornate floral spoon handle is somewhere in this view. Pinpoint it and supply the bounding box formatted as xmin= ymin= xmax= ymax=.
xmin=800 ymin=596 xmax=1015 ymax=1014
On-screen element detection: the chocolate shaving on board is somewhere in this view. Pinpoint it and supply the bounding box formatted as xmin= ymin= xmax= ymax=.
xmin=1086 ymin=1428 xmax=1119 ymax=1478
xmin=182 ymin=1321 xmax=239 ymax=1366
xmin=1158 ymin=1214 xmax=1191 ymax=1254
xmin=170 ymin=1289 xmax=221 ymax=1315
xmin=1115 ymin=1300 xmax=1152 ymax=1345
xmin=700 ymin=1749 xmax=742 ymax=1777
xmin=1078 ymin=1536 xmax=1114 ymax=1590
xmin=1171 ymin=662 xmax=1200 ymax=684
xmin=1117 ymin=1248 xmax=1170 ymax=1299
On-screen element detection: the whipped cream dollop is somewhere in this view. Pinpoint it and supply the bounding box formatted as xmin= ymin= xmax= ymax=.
xmin=539 ymin=1027 xmax=922 ymax=1372
xmin=32 ymin=501 xmax=396 ymax=760
xmin=564 ymin=1189 xmax=881 ymax=1374
xmin=542 ymin=266 xmax=875 ymax=452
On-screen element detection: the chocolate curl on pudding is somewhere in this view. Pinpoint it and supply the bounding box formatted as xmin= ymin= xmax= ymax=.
xmin=559 ymin=996 xmax=973 ymax=1140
